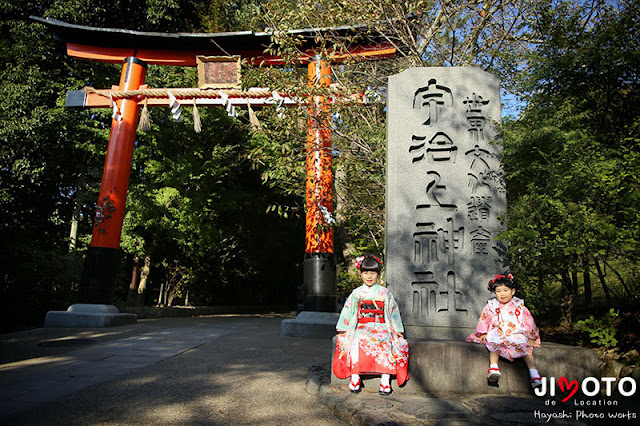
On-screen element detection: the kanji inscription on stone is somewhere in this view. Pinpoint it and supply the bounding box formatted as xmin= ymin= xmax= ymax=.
xmin=386 ymin=68 xmax=507 ymax=339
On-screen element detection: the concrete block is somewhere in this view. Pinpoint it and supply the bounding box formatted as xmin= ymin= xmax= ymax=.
xmin=67 ymin=304 xmax=119 ymax=314
xmin=280 ymin=311 xmax=339 ymax=339
xmin=44 ymin=304 xmax=137 ymax=327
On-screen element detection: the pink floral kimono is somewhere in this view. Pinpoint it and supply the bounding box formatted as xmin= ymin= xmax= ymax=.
xmin=466 ymin=296 xmax=541 ymax=361
xmin=332 ymin=284 xmax=409 ymax=385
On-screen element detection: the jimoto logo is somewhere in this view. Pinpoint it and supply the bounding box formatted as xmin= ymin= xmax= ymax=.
xmin=534 ymin=376 xmax=636 ymax=402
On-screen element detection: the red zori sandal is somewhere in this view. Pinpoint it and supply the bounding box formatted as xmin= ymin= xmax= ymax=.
xmin=349 ymin=377 xmax=362 ymax=393
xmin=379 ymin=384 xmax=392 ymax=396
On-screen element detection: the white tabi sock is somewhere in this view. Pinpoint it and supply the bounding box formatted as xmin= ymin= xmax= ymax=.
xmin=529 ymin=369 xmax=540 ymax=378
xmin=349 ymin=374 xmax=361 ymax=390
xmin=380 ymin=374 xmax=390 ymax=387
xmin=490 ymin=363 xmax=499 ymax=370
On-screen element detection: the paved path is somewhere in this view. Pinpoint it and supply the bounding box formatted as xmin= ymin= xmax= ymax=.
xmin=0 ymin=315 xmax=340 ymax=425
xmin=1 ymin=315 xmax=638 ymax=425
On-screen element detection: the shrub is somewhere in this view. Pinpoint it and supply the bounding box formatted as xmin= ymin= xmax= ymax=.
xmin=576 ymin=308 xmax=619 ymax=348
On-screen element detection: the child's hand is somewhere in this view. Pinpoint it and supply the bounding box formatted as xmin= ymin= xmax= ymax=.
xmin=478 ymin=334 xmax=487 ymax=343
xmin=528 ymin=338 xmax=541 ymax=347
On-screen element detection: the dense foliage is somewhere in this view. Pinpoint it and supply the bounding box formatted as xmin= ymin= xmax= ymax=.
xmin=1 ymin=0 xmax=638 ymax=339
xmin=0 ymin=0 xmax=301 ymax=330
xmin=502 ymin=1 xmax=640 ymax=327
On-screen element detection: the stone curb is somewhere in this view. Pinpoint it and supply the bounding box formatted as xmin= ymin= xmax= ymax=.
xmin=305 ymin=363 xmax=640 ymax=425
xmin=306 ymin=363 xmax=480 ymax=425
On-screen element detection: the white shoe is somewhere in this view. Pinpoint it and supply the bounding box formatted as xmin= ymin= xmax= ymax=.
xmin=531 ymin=376 xmax=542 ymax=389
xmin=487 ymin=367 xmax=501 ymax=382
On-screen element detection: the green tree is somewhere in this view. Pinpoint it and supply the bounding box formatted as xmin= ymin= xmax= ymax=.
xmin=0 ymin=0 xmax=121 ymax=329
xmin=0 ymin=0 xmax=301 ymax=329
xmin=502 ymin=0 xmax=640 ymax=327
xmin=122 ymin=98 xmax=304 ymax=307
xmin=239 ymin=0 xmax=549 ymax=278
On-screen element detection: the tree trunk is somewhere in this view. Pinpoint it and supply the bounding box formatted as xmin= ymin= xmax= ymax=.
xmin=593 ymin=258 xmax=612 ymax=308
xmin=68 ymin=201 xmax=80 ymax=252
xmin=64 ymin=179 xmax=85 ymax=286
xmin=608 ymin=263 xmax=632 ymax=297
xmin=571 ymin=271 xmax=579 ymax=295
xmin=162 ymin=280 xmax=176 ymax=307
xmin=125 ymin=257 xmax=141 ymax=306
xmin=135 ymin=254 xmax=151 ymax=307
xmin=583 ymin=270 xmax=592 ymax=310
xmin=67 ymin=169 xmax=85 ymax=253
xmin=167 ymin=287 xmax=176 ymax=307
xmin=570 ymin=269 xmax=580 ymax=312
xmin=157 ymin=282 xmax=164 ymax=307
xmin=559 ymin=270 xmax=576 ymax=329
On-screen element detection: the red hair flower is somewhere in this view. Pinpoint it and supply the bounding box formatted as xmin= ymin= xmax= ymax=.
xmin=490 ymin=274 xmax=503 ymax=284
xmin=490 ymin=273 xmax=514 ymax=284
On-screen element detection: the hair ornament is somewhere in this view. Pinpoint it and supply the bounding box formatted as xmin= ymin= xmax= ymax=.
xmin=354 ymin=254 xmax=383 ymax=271
xmin=489 ymin=273 xmax=514 ymax=284
xmin=487 ymin=273 xmax=515 ymax=292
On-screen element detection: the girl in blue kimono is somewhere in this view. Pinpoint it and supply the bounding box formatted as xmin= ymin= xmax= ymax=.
xmin=332 ymin=254 xmax=409 ymax=395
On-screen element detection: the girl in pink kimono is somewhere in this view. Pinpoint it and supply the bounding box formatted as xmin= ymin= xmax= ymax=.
xmin=467 ymin=273 xmax=543 ymax=388
xmin=332 ymin=255 xmax=409 ymax=396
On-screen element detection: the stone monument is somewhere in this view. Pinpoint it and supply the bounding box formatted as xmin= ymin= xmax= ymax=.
xmin=334 ymin=68 xmax=599 ymax=394
xmin=386 ymin=67 xmax=507 ymax=340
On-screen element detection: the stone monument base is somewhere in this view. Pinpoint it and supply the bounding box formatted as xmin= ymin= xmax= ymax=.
xmin=44 ymin=304 xmax=137 ymax=327
xmin=404 ymin=325 xmax=476 ymax=340
xmin=280 ymin=311 xmax=339 ymax=339
xmin=331 ymin=338 xmax=600 ymax=396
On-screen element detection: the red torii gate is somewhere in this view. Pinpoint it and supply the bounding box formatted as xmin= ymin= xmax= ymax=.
xmin=33 ymin=16 xmax=396 ymax=313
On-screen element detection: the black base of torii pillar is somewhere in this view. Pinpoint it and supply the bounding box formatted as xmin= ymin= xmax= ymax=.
xmin=303 ymin=252 xmax=337 ymax=312
xmin=284 ymin=253 xmax=338 ymax=338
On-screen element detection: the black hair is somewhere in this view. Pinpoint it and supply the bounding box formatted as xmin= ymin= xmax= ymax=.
xmin=359 ymin=255 xmax=382 ymax=273
xmin=487 ymin=274 xmax=516 ymax=292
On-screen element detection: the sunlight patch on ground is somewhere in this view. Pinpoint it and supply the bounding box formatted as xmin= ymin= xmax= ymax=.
xmin=0 ymin=355 xmax=77 ymax=372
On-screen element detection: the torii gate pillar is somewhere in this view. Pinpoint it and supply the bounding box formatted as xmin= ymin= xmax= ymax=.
xmin=303 ymin=56 xmax=336 ymax=312
xmin=79 ymin=57 xmax=147 ymax=305
xmin=45 ymin=57 xmax=144 ymax=326
xmin=280 ymin=57 xmax=338 ymax=337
